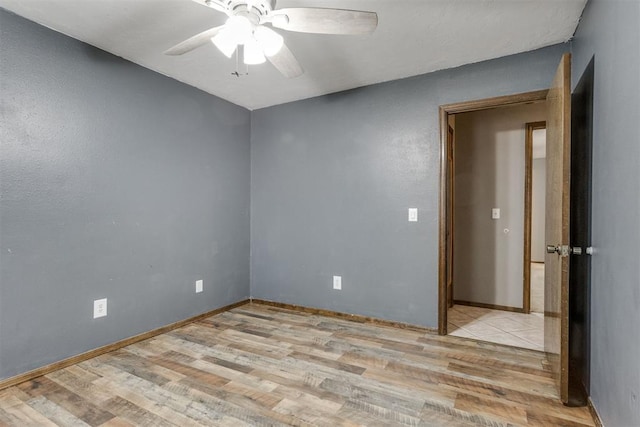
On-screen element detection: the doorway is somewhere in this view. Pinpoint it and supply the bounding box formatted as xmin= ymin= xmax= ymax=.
xmin=443 ymin=101 xmax=547 ymax=351
xmin=439 ymin=51 xmax=583 ymax=407
xmin=438 ymin=90 xmax=549 ymax=335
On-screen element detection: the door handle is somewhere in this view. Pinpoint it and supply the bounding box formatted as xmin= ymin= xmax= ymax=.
xmin=547 ymin=245 xmax=560 ymax=254
xmin=547 ymin=245 xmax=570 ymax=257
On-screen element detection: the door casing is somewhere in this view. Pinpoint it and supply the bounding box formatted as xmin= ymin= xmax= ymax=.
xmin=446 ymin=124 xmax=455 ymax=309
xmin=437 ymin=90 xmax=548 ymax=335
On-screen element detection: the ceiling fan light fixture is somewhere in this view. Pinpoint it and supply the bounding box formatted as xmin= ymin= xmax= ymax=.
xmin=211 ymin=31 xmax=237 ymax=58
xmin=225 ymin=15 xmax=253 ymax=45
xmin=165 ymin=2 xmax=378 ymax=79
xmin=244 ymin=37 xmax=266 ymax=65
xmin=254 ymin=26 xmax=283 ymax=57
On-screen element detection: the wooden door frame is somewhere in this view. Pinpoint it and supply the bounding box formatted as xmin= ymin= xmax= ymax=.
xmin=446 ymin=124 xmax=455 ymax=309
xmin=524 ymin=121 xmax=547 ymax=314
xmin=437 ymin=90 xmax=549 ymax=335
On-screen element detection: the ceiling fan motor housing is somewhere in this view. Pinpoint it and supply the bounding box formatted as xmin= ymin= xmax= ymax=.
xmin=210 ymin=0 xmax=276 ymax=17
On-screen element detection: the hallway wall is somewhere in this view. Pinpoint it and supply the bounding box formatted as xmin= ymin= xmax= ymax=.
xmin=453 ymin=103 xmax=546 ymax=309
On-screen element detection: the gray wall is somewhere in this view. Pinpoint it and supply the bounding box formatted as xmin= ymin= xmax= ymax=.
xmin=251 ymin=44 xmax=568 ymax=328
xmin=571 ymin=0 xmax=640 ymax=424
xmin=453 ymin=103 xmax=546 ymax=308
xmin=3 ymin=5 xmax=637 ymax=421
xmin=0 ymin=10 xmax=251 ymax=380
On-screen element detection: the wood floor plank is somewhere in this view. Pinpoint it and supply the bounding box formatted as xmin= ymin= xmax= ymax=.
xmin=99 ymin=397 xmax=176 ymax=427
xmin=439 ymin=350 xmax=554 ymax=379
xmin=0 ymin=394 xmax=60 ymax=427
xmin=337 ymin=350 xmax=390 ymax=369
xmin=160 ymin=378 xmax=286 ymax=426
xmin=147 ymin=356 xmax=230 ymax=388
xmin=106 ymin=350 xmax=186 ymax=384
xmin=17 ymin=377 xmax=115 ymax=426
xmin=340 ymin=399 xmax=421 ymax=426
xmin=249 ymin=369 xmax=345 ymax=405
xmin=420 ymin=400 xmax=506 ymax=427
xmin=361 ymin=368 xmax=458 ymax=406
xmin=98 ymin=417 xmax=137 ymax=427
xmin=221 ymin=381 xmax=283 ymax=409
xmin=454 ymin=393 xmax=528 ymax=425
xmin=174 ymin=378 xmax=294 ymax=426
xmin=99 ymin=381 xmax=203 ymax=426
xmin=23 ymin=395 xmax=92 ymax=427
xmin=446 ymin=361 xmax=556 ymax=395
xmin=319 ymin=377 xmax=425 ymax=419
xmin=288 ymin=351 xmax=366 ymax=375
xmin=0 ymin=303 xmax=595 ymax=426
xmin=271 ymin=396 xmax=345 ymax=427
xmin=526 ymin=410 xmax=596 ymax=427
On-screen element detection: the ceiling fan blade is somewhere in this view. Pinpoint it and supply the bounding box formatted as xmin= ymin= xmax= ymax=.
xmin=266 ymin=42 xmax=303 ymax=78
xmin=271 ymin=8 xmax=378 ymax=35
xmin=164 ymin=25 xmax=225 ymax=56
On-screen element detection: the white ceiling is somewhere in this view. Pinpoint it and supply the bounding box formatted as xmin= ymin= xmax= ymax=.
xmin=1 ymin=0 xmax=587 ymax=110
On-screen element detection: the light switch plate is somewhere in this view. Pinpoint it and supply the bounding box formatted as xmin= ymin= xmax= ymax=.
xmin=492 ymin=208 xmax=500 ymax=219
xmin=195 ymin=279 xmax=203 ymax=293
xmin=408 ymin=208 xmax=418 ymax=222
xmin=333 ymin=276 xmax=342 ymax=290
xmin=93 ymin=298 xmax=107 ymax=319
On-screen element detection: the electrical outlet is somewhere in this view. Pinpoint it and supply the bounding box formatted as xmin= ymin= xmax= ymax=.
xmin=408 ymin=208 xmax=418 ymax=222
xmin=195 ymin=279 xmax=203 ymax=293
xmin=333 ymin=276 xmax=342 ymax=290
xmin=93 ymin=298 xmax=107 ymax=319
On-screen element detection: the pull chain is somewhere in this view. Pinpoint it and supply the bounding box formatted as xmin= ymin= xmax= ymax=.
xmin=232 ymin=45 xmax=249 ymax=77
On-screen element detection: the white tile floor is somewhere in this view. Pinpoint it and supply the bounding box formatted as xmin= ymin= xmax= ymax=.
xmin=448 ymin=304 xmax=544 ymax=351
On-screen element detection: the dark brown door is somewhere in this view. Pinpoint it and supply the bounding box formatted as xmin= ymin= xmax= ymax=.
xmin=567 ymin=57 xmax=594 ymax=406
xmin=544 ymin=52 xmax=571 ymax=403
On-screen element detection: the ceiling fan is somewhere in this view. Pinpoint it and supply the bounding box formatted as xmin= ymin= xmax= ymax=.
xmin=165 ymin=0 xmax=378 ymax=78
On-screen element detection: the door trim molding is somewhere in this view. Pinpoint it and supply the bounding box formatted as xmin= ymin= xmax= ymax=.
xmin=587 ymin=398 xmax=603 ymax=427
xmin=446 ymin=124 xmax=455 ymax=309
xmin=438 ymin=90 xmax=548 ymax=335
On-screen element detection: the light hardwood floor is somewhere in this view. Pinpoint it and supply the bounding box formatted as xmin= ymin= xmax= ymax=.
xmin=0 ymin=303 xmax=594 ymax=426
